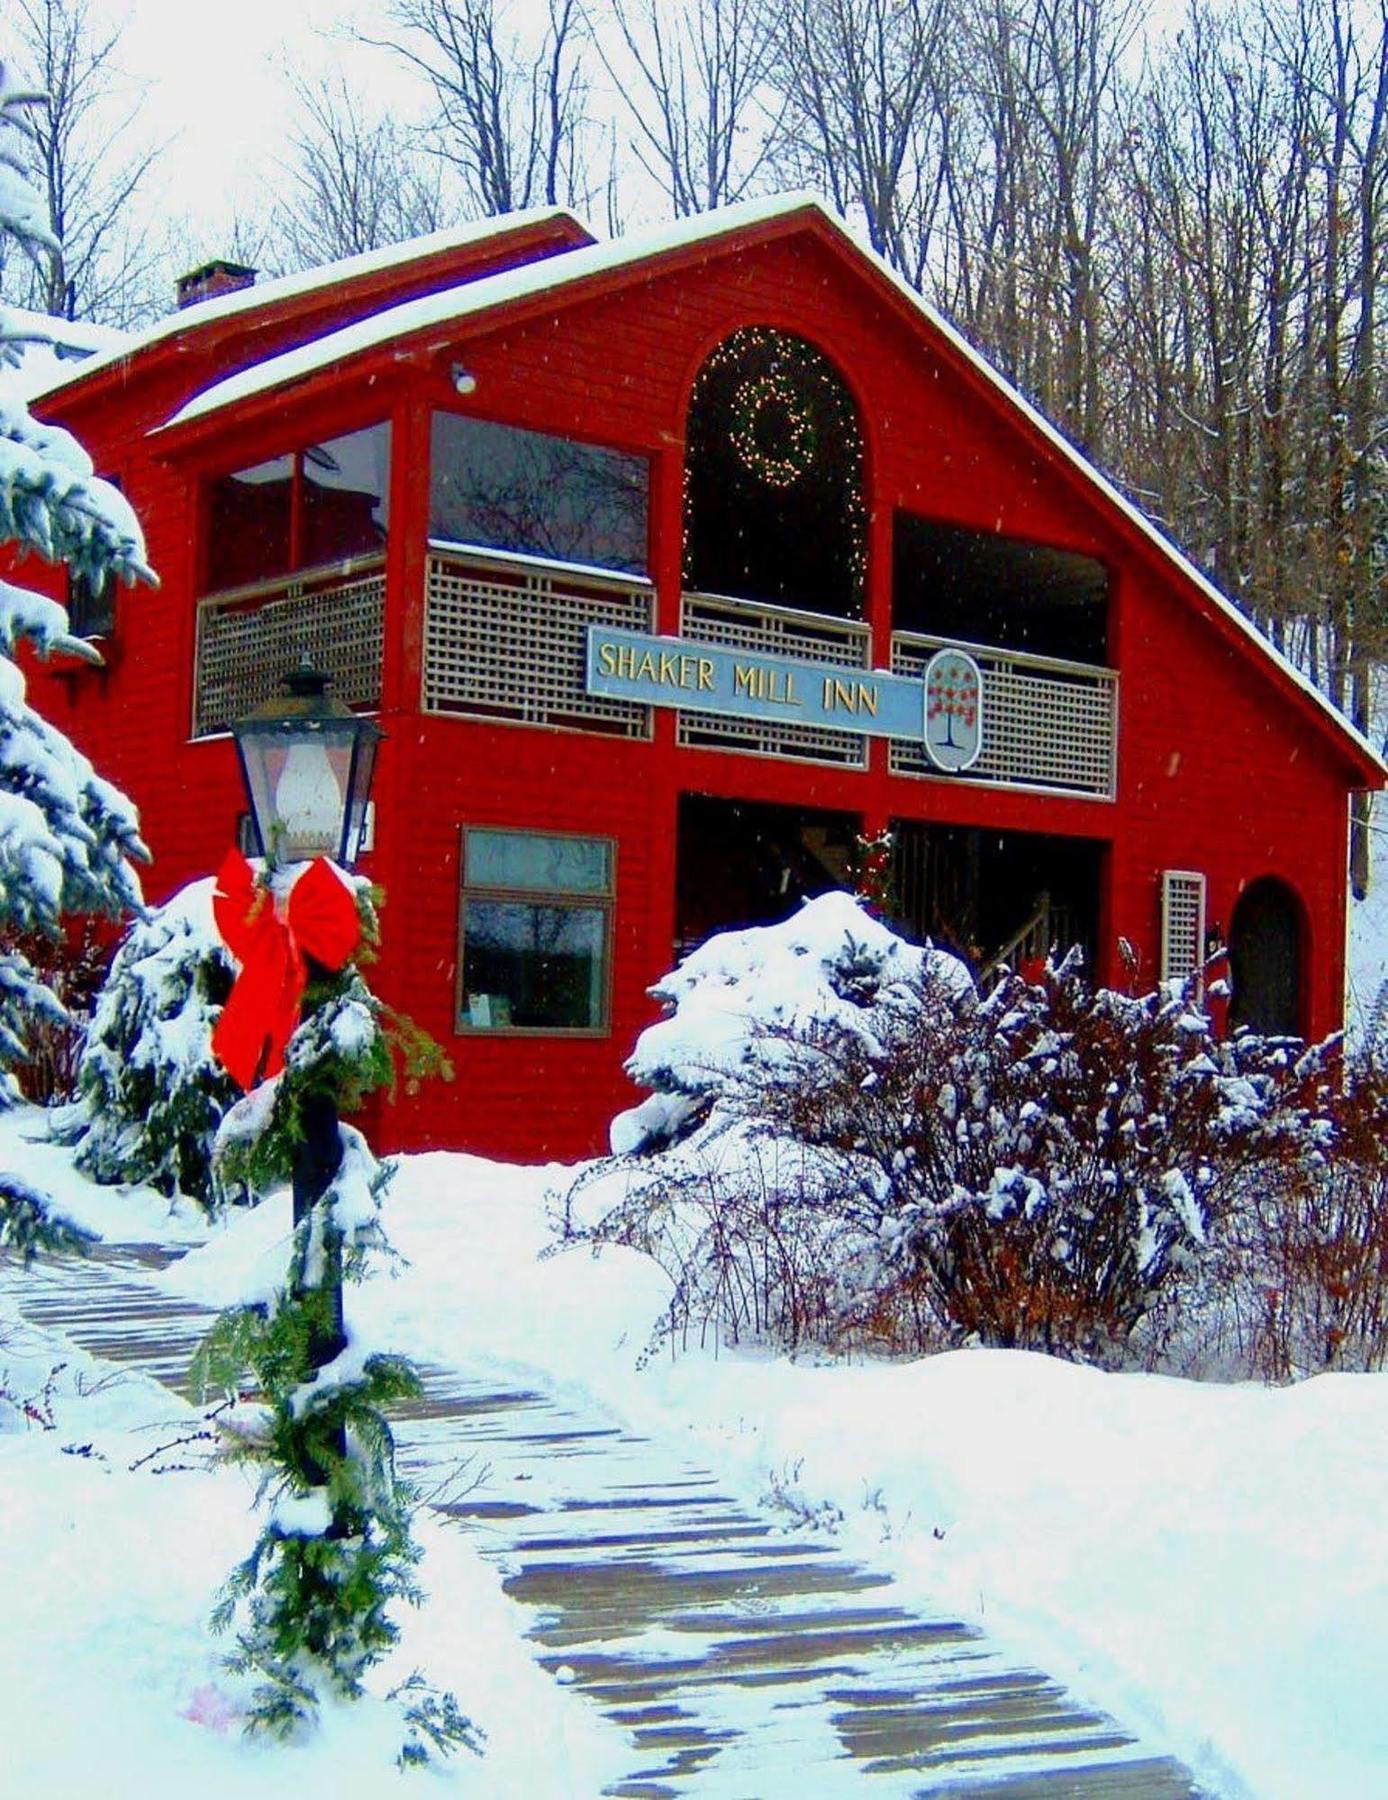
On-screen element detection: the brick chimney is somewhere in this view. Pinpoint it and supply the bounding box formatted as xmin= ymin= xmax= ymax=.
xmin=175 ymin=259 xmax=257 ymax=310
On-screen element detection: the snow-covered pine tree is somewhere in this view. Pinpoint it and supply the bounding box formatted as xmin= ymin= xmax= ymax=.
xmin=0 ymin=60 xmax=154 ymax=1257
xmin=51 ymin=878 xmax=243 ymax=1211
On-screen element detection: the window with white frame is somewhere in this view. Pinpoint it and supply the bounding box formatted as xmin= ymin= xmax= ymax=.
xmin=458 ymin=828 xmax=614 ymax=1032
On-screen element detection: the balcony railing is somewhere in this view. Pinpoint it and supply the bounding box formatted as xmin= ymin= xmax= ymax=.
xmin=678 ymin=592 xmax=872 ymax=768
xmin=193 ymin=555 xmax=385 ymax=738
xmin=890 ymin=631 xmax=1118 ymax=798
xmin=192 ymin=548 xmax=1116 ymax=802
xmin=422 ymin=542 xmax=655 ymax=738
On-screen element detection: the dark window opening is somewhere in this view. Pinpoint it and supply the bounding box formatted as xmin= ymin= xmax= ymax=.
xmin=430 ymin=413 xmax=649 ymax=576
xmin=67 ymin=569 xmax=116 ymax=639
xmin=205 ymin=423 xmax=390 ymax=594
xmin=68 ymin=472 xmax=124 ymax=636
xmin=894 ymin=513 xmax=1109 ymax=665
xmin=1228 ymin=878 xmax=1303 ymax=1037
xmin=684 ymin=328 xmax=866 ymax=619
xmin=889 ymin=820 xmax=1103 ymax=977
xmin=458 ymin=827 xmax=614 ymax=1033
xmin=675 ymin=794 xmax=858 ymax=962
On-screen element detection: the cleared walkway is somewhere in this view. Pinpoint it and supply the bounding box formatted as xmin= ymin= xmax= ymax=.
xmin=4 ymin=1245 xmax=1204 ymax=1798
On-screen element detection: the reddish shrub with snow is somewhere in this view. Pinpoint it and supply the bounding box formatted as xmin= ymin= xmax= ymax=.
xmin=570 ymin=896 xmax=1387 ymax=1372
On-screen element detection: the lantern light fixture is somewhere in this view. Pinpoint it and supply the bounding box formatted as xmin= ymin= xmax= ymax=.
xmin=232 ymin=658 xmax=382 ymax=869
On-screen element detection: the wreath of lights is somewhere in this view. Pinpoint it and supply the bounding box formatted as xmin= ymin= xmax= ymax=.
xmin=728 ymin=372 xmax=817 ymax=488
xmin=683 ymin=327 xmax=869 ymax=601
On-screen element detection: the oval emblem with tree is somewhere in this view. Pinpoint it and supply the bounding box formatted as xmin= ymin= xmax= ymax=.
xmin=923 ymin=649 xmax=984 ymax=772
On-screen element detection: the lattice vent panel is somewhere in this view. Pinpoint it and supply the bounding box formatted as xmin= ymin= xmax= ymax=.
xmin=195 ymin=567 xmax=384 ymax=738
xmin=677 ymin=593 xmax=871 ymax=768
xmin=423 ymin=553 xmax=654 ymax=738
xmin=890 ymin=636 xmax=1116 ymax=797
xmin=1160 ymin=870 xmax=1207 ymax=987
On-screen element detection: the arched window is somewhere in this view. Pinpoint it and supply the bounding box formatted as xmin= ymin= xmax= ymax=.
xmin=1228 ymin=877 xmax=1304 ymax=1037
xmin=684 ymin=328 xmax=866 ymax=619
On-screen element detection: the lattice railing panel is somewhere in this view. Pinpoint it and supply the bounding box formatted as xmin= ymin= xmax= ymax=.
xmin=890 ymin=634 xmax=1117 ymax=797
xmin=423 ymin=547 xmax=654 ymax=737
xmin=678 ymin=592 xmax=871 ymax=767
xmin=194 ymin=560 xmax=385 ymax=738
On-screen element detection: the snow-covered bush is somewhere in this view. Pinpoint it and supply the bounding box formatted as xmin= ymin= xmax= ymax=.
xmin=564 ymin=898 xmax=1334 ymax=1363
xmin=0 ymin=916 xmax=107 ymax=1103
xmin=52 ymin=879 xmax=241 ymax=1208
xmin=1188 ymin=1049 xmax=1388 ymax=1379
xmin=0 ymin=62 xmax=154 ymax=1256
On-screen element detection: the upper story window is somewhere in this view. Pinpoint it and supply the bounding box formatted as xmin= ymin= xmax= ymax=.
xmin=205 ymin=422 xmax=390 ymax=594
xmin=429 ymin=412 xmax=649 ymax=577
xmin=894 ymin=514 xmax=1109 ymax=666
xmin=684 ymin=328 xmax=866 ymax=620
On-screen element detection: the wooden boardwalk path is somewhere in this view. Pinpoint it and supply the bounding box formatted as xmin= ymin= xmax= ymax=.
xmin=3 ymin=1245 xmax=1204 ymax=1798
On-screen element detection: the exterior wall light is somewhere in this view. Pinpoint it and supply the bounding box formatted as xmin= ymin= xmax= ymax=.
xmin=451 ymin=364 xmax=477 ymax=395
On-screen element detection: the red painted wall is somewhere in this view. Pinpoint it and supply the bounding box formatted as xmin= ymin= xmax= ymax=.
xmin=24 ymin=224 xmax=1366 ymax=1161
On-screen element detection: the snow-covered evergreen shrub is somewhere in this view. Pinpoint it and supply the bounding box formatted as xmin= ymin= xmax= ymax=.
xmin=52 ymin=878 xmax=241 ymax=1208
xmin=0 ymin=62 xmax=154 ymax=1256
xmin=565 ymin=898 xmax=1332 ymax=1363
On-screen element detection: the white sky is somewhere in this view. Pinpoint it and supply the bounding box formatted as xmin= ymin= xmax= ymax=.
xmin=98 ymin=0 xmax=424 ymax=260
xmin=65 ymin=0 xmax=1188 ymax=300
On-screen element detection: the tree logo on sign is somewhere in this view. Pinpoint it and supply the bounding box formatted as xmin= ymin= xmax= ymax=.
xmin=923 ymin=650 xmax=983 ymax=772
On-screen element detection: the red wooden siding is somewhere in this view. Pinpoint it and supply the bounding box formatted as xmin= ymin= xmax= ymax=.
xmin=22 ymin=216 xmax=1371 ymax=1161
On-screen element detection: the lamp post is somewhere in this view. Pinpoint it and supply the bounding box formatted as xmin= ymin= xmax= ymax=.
xmin=231 ymin=658 xmax=382 ymax=1363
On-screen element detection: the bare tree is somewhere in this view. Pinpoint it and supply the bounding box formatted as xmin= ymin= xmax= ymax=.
xmin=274 ymin=74 xmax=451 ymax=267
xmin=371 ymin=0 xmax=596 ymax=215
xmin=770 ymin=0 xmax=954 ymax=291
xmin=603 ymin=0 xmax=782 ymax=217
xmin=3 ymin=0 xmax=160 ymax=324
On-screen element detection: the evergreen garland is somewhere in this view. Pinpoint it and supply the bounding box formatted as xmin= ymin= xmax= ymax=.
xmin=193 ymin=869 xmax=469 ymax=1760
xmin=196 ymin=1123 xmax=476 ymax=1757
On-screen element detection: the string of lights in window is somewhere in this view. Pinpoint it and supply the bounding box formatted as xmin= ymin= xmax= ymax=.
xmin=682 ymin=327 xmax=869 ymax=595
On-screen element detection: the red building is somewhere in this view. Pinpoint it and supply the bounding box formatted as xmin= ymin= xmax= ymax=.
xmin=22 ymin=196 xmax=1384 ymax=1160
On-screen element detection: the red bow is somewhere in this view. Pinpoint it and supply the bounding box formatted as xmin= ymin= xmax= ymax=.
xmin=210 ymin=849 xmax=361 ymax=1091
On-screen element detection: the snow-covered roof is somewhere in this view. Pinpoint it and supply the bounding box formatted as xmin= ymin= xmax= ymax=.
xmin=162 ymin=194 xmax=821 ymax=431
xmin=1 ymin=306 xmax=130 ymax=400
xmin=26 ymin=206 xmax=587 ymax=403
xmin=150 ymin=194 xmax=1382 ymax=775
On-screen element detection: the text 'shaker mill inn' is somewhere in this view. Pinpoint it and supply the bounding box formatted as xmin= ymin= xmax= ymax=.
xmin=19 ymin=197 xmax=1385 ymax=1159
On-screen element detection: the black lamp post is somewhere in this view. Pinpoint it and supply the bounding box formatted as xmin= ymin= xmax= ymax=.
xmin=231 ymin=659 xmax=382 ymax=1372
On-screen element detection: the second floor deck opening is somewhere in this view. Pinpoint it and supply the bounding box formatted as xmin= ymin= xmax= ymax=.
xmin=684 ymin=327 xmax=866 ymax=621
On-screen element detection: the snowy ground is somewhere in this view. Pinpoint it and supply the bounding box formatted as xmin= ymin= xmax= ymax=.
xmin=4 ymin=1107 xmax=1387 ymax=1798
xmin=0 ymin=1115 xmax=627 ymax=1800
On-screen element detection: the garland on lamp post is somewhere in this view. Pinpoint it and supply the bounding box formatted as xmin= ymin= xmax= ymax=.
xmin=192 ymin=667 xmax=470 ymax=1763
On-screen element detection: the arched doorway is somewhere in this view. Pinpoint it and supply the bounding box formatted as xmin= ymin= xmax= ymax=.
xmin=1228 ymin=877 xmax=1303 ymax=1036
xmin=684 ymin=328 xmax=866 ymax=618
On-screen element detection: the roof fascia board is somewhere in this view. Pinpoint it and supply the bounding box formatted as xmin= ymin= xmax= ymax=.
xmin=34 ymin=209 xmax=593 ymax=420
xmin=151 ymin=202 xmax=829 ymax=456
